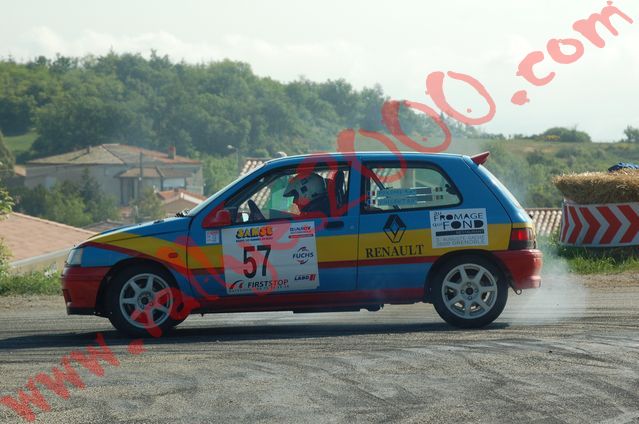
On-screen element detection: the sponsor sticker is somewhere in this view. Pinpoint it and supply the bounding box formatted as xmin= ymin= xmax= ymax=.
xmin=222 ymin=221 xmax=320 ymax=294
xmin=288 ymin=224 xmax=314 ymax=239
xmin=430 ymin=208 xmax=488 ymax=248
xmin=205 ymin=230 xmax=220 ymax=244
xmin=235 ymin=225 xmax=273 ymax=240
xmin=292 ymin=246 xmax=314 ymax=264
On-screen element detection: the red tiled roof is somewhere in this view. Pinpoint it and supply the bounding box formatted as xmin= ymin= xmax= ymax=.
xmin=13 ymin=165 xmax=26 ymax=177
xmin=117 ymin=167 xmax=194 ymax=179
xmin=82 ymin=220 xmax=126 ymax=233
xmin=28 ymin=144 xmax=200 ymax=166
xmin=527 ymin=208 xmax=562 ymax=237
xmin=156 ymin=188 xmax=206 ymax=203
xmin=240 ymin=158 xmax=270 ymax=176
xmin=0 ymin=213 xmax=94 ymax=262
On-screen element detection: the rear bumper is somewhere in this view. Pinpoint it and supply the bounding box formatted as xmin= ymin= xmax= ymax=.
xmin=61 ymin=266 xmax=110 ymax=314
xmin=494 ymin=249 xmax=543 ymax=290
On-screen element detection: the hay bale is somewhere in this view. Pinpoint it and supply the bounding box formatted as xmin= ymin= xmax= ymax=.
xmin=553 ymin=169 xmax=639 ymax=204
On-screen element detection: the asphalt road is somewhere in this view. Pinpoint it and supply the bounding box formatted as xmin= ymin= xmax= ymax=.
xmin=0 ymin=273 xmax=638 ymax=424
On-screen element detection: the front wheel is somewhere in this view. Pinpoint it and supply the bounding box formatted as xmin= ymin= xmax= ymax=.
xmin=431 ymin=255 xmax=508 ymax=329
xmin=106 ymin=265 xmax=184 ymax=337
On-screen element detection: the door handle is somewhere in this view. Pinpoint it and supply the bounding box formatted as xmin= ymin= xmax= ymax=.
xmin=325 ymin=220 xmax=344 ymax=229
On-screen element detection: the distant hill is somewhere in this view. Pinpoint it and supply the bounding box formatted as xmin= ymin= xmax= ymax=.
xmin=3 ymin=54 xmax=638 ymax=209
xmin=0 ymin=53 xmax=482 ymax=162
xmin=478 ymin=139 xmax=639 ymax=208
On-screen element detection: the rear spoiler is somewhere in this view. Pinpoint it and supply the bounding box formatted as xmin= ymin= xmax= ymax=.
xmin=471 ymin=151 xmax=490 ymax=165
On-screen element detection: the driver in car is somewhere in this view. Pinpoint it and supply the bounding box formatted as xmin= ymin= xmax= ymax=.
xmin=283 ymin=172 xmax=331 ymax=218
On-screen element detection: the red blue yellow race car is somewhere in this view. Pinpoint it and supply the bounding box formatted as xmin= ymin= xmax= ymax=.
xmin=62 ymin=151 xmax=542 ymax=336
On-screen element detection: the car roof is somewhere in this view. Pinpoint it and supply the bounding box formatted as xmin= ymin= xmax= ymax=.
xmin=263 ymin=151 xmax=466 ymax=168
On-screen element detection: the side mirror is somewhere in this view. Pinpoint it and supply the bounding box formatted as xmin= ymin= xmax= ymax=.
xmin=203 ymin=208 xmax=232 ymax=228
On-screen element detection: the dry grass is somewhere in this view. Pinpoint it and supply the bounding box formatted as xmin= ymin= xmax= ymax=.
xmin=553 ymin=169 xmax=639 ymax=204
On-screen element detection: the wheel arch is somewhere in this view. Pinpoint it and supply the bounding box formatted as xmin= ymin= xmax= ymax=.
xmin=94 ymin=258 xmax=178 ymax=316
xmin=424 ymin=249 xmax=512 ymax=302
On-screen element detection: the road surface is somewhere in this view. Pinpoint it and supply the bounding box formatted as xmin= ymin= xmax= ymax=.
xmin=0 ymin=272 xmax=638 ymax=423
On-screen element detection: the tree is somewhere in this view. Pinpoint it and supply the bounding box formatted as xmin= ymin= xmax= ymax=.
xmin=79 ymin=168 xmax=118 ymax=222
xmin=11 ymin=173 xmax=117 ymax=227
xmin=0 ymin=180 xmax=13 ymax=217
xmin=0 ymin=131 xmax=15 ymax=177
xmin=623 ymin=125 xmax=639 ymax=143
xmin=41 ymin=183 xmax=93 ymax=227
xmin=131 ymin=187 xmax=164 ymax=222
xmin=2 ymin=53 xmax=486 ymax=159
xmin=203 ymin=154 xmax=237 ymax=195
xmin=0 ymin=176 xmax=14 ymax=277
xmin=540 ymin=127 xmax=591 ymax=143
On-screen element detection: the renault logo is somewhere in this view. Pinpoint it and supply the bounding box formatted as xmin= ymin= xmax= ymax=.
xmin=383 ymin=214 xmax=406 ymax=243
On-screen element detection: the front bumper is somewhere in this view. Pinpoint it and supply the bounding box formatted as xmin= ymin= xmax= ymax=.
xmin=61 ymin=266 xmax=110 ymax=314
xmin=494 ymin=249 xmax=543 ymax=290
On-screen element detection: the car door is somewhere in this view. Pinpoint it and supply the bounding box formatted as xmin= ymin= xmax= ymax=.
xmin=187 ymin=162 xmax=359 ymax=306
xmin=356 ymin=161 xmax=463 ymax=293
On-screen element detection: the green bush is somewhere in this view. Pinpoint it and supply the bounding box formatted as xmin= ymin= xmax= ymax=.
xmin=0 ymin=271 xmax=61 ymax=295
xmin=203 ymin=154 xmax=238 ymax=195
xmin=0 ymin=239 xmax=61 ymax=296
xmin=131 ymin=186 xmax=164 ymax=222
xmin=538 ymin=234 xmax=639 ymax=275
xmin=540 ymin=127 xmax=591 ymax=143
xmin=11 ymin=169 xmax=118 ymax=226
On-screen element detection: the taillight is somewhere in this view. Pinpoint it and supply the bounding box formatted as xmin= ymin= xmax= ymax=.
xmin=509 ymin=227 xmax=535 ymax=250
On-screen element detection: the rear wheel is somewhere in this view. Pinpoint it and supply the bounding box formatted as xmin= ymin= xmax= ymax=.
xmin=431 ymin=255 xmax=508 ymax=328
xmin=106 ymin=265 xmax=185 ymax=337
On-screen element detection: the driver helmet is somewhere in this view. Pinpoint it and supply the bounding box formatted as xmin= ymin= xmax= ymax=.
xmin=283 ymin=172 xmax=326 ymax=209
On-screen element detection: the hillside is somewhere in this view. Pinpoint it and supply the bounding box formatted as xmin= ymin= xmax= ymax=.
xmin=0 ymin=54 xmax=481 ymax=163
xmin=2 ymin=54 xmax=638 ymax=208
xmin=479 ymin=140 xmax=639 ymax=208
xmin=4 ymin=132 xmax=36 ymax=159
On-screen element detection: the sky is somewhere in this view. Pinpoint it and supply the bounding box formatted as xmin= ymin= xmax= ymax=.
xmin=1 ymin=0 xmax=638 ymax=142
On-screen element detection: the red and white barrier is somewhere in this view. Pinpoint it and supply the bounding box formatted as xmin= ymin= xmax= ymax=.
xmin=559 ymin=201 xmax=639 ymax=247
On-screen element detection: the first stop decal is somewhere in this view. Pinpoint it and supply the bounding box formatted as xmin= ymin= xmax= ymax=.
xmin=221 ymin=221 xmax=320 ymax=294
xmin=430 ymin=208 xmax=488 ymax=248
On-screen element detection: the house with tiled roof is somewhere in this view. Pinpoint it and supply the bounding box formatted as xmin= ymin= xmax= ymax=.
xmin=0 ymin=212 xmax=95 ymax=273
xmin=156 ymin=188 xmax=207 ymax=216
xmin=25 ymin=144 xmax=203 ymax=205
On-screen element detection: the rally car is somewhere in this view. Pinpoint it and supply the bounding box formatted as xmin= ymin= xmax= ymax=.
xmin=62 ymin=151 xmax=542 ymax=336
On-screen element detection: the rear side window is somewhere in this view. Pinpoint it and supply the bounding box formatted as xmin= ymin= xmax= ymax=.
xmin=476 ymin=165 xmax=523 ymax=209
xmin=362 ymin=164 xmax=461 ymax=212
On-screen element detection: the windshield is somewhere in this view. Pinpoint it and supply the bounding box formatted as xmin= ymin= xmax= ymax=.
xmin=186 ymin=164 xmax=266 ymax=217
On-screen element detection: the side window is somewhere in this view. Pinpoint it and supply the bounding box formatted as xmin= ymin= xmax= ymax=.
xmin=363 ymin=164 xmax=461 ymax=212
xmin=228 ymin=165 xmax=350 ymax=223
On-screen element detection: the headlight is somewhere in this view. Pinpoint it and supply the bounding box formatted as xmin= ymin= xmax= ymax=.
xmin=66 ymin=247 xmax=84 ymax=266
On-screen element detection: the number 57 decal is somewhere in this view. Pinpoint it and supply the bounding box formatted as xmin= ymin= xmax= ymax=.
xmin=243 ymin=244 xmax=271 ymax=278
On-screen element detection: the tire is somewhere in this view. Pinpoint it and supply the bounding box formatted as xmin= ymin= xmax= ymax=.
xmin=106 ymin=264 xmax=185 ymax=337
xmin=431 ymin=255 xmax=508 ymax=329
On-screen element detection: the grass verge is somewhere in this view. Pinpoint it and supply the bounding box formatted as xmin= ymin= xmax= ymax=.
xmin=539 ymin=235 xmax=639 ymax=275
xmin=0 ymin=271 xmax=61 ymax=296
